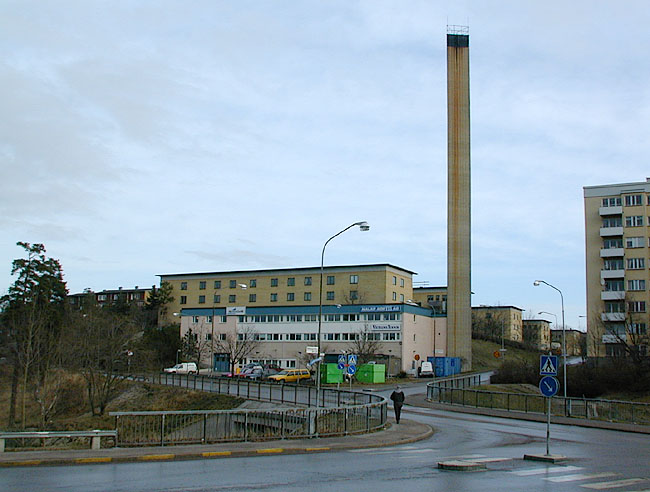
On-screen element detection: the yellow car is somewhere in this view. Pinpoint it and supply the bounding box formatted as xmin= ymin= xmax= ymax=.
xmin=267 ymin=368 xmax=311 ymax=383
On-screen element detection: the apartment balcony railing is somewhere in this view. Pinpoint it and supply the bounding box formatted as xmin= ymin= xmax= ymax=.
xmin=599 ymin=205 xmax=622 ymax=216
xmin=601 ymin=291 xmax=625 ymax=301
xmin=600 ymin=248 xmax=624 ymax=258
xmin=601 ymin=269 xmax=625 ymax=280
xmin=600 ymin=226 xmax=624 ymax=237
xmin=601 ymin=312 xmax=626 ymax=322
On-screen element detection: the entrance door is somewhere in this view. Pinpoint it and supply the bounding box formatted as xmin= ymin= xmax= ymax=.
xmin=213 ymin=353 xmax=230 ymax=372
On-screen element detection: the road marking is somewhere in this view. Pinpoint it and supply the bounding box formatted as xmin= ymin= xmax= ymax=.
xmin=202 ymin=451 xmax=231 ymax=457
xmin=514 ymin=465 xmax=583 ymax=476
xmin=0 ymin=460 xmax=42 ymax=467
xmin=545 ymin=473 xmax=619 ymax=483
xmin=138 ymin=454 xmax=175 ymax=461
xmin=305 ymin=447 xmax=330 ymax=452
xmin=348 ymin=446 xmax=419 ymax=453
xmin=75 ymin=457 xmax=112 ymax=464
xmin=581 ymin=479 xmax=649 ymax=490
xmin=257 ymin=448 xmax=284 ymax=454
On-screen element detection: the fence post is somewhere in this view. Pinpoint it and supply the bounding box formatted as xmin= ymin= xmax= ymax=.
xmin=244 ymin=413 xmax=248 ymax=442
xmin=366 ymin=406 xmax=370 ymax=432
xmin=161 ymin=414 xmax=165 ymax=446
xmin=203 ymin=414 xmax=207 ymax=444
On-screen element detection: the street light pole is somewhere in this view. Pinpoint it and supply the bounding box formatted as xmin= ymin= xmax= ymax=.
xmin=539 ymin=310 xmax=557 ymax=351
xmin=317 ymin=221 xmax=369 ymax=406
xmin=534 ymin=280 xmax=567 ymax=404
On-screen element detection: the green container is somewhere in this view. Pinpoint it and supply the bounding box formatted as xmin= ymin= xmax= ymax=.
xmin=355 ymin=364 xmax=386 ymax=384
xmin=321 ymin=363 xmax=344 ymax=384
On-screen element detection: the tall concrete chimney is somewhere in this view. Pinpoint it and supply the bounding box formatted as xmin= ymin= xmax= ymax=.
xmin=446 ymin=26 xmax=472 ymax=370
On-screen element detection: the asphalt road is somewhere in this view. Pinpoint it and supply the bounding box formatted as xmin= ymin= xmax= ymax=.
xmin=2 ymin=391 xmax=649 ymax=492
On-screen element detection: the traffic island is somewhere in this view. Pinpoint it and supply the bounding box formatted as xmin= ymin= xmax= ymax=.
xmin=437 ymin=460 xmax=487 ymax=472
xmin=524 ymin=453 xmax=568 ymax=464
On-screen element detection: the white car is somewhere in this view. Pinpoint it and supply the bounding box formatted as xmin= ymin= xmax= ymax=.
xmin=164 ymin=362 xmax=198 ymax=374
xmin=418 ymin=361 xmax=434 ymax=377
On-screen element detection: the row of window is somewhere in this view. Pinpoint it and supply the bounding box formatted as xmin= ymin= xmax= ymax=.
xmin=235 ymin=332 xmax=401 ymax=341
xmin=179 ymin=275 xmax=366 ymax=291
xmin=606 ymin=323 xmax=647 ymax=335
xmin=602 ymin=195 xmax=650 ymax=207
xmin=189 ymin=313 xmax=402 ymax=323
xmin=604 ymin=279 xmax=647 ymax=292
xmin=604 ymin=301 xmax=647 ymax=313
xmin=603 ymin=258 xmax=650 ymax=270
xmin=180 ymin=290 xmax=369 ymax=305
xmin=602 ymin=216 xmax=650 ymax=228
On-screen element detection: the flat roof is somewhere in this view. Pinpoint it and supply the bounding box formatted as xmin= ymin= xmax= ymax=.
xmin=159 ymin=263 xmax=417 ymax=278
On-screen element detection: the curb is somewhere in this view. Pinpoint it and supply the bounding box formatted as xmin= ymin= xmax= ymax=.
xmin=0 ymin=421 xmax=434 ymax=468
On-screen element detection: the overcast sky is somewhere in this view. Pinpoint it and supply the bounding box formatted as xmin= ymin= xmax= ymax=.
xmin=2 ymin=1 xmax=649 ymax=331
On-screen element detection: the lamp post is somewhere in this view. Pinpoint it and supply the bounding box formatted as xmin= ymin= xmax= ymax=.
xmin=317 ymin=221 xmax=369 ymax=406
xmin=534 ymin=280 xmax=567 ymax=404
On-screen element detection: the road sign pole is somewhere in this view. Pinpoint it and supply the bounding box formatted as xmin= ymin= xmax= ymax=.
xmin=546 ymin=396 xmax=551 ymax=456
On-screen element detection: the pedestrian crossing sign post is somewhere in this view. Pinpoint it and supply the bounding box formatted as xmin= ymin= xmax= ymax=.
xmin=540 ymin=355 xmax=558 ymax=376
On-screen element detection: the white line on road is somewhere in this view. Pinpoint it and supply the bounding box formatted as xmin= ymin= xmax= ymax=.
xmin=513 ymin=466 xmax=583 ymax=476
xmin=545 ymin=473 xmax=619 ymax=483
xmin=581 ymin=478 xmax=649 ymax=490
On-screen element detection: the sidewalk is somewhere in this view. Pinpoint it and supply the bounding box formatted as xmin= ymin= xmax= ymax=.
xmin=0 ymin=419 xmax=433 ymax=468
xmin=406 ymin=394 xmax=650 ymax=434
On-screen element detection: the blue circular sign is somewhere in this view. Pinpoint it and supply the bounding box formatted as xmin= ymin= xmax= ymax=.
xmin=337 ymin=363 xmax=345 ymax=370
xmin=347 ymin=364 xmax=357 ymax=375
xmin=539 ymin=376 xmax=559 ymax=397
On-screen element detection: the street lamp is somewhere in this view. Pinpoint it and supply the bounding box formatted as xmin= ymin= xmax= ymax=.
xmin=317 ymin=221 xmax=369 ymax=406
xmin=534 ymin=280 xmax=567 ymax=404
xmin=539 ymin=311 xmax=557 ymax=353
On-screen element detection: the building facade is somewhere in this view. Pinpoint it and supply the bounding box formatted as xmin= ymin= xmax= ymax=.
xmin=471 ymin=306 xmax=523 ymax=343
xmin=522 ymin=319 xmax=551 ymax=351
xmin=411 ymin=286 xmax=447 ymax=314
xmin=584 ymin=179 xmax=650 ymax=358
xmin=68 ymin=286 xmax=151 ymax=309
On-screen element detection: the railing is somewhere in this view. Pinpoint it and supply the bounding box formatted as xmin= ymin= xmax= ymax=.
xmin=110 ymin=373 xmax=387 ymax=446
xmin=427 ymin=375 xmax=650 ymax=426
xmin=0 ymin=430 xmax=117 ymax=452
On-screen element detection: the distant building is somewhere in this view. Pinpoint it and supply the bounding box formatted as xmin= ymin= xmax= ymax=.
xmin=522 ymin=319 xmax=551 ymax=351
xmin=551 ymin=329 xmax=585 ymax=357
xmin=411 ymin=287 xmax=447 ymax=314
xmin=68 ymin=286 xmax=151 ymax=309
xmin=471 ymin=306 xmax=524 ymax=343
xmin=584 ymin=179 xmax=650 ymax=358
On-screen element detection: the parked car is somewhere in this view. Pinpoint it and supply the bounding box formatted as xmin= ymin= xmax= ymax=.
xmin=418 ymin=361 xmax=434 ymax=378
xmin=241 ymin=366 xmax=282 ymax=380
xmin=164 ymin=362 xmax=198 ymax=374
xmin=267 ymin=368 xmax=311 ymax=383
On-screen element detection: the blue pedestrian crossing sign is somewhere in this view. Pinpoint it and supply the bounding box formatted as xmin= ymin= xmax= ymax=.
xmin=540 ymin=355 xmax=558 ymax=376
xmin=337 ymin=355 xmax=346 ymax=370
xmin=347 ymin=354 xmax=358 ymax=366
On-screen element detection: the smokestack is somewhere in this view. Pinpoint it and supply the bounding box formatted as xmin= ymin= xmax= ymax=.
xmin=446 ymin=26 xmax=472 ymax=370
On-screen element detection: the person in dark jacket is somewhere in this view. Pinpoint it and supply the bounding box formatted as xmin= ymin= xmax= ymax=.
xmin=390 ymin=386 xmax=405 ymax=423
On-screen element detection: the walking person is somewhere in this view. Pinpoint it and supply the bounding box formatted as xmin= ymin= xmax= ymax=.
xmin=390 ymin=385 xmax=405 ymax=424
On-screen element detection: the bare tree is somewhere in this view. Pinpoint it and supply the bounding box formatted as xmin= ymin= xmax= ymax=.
xmin=347 ymin=327 xmax=381 ymax=364
xmin=213 ymin=326 xmax=260 ymax=373
xmin=180 ymin=323 xmax=212 ymax=369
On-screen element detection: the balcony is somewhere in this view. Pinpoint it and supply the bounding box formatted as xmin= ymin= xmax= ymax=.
xmin=601 ymin=291 xmax=625 ymax=301
xmin=601 ymin=312 xmax=626 ymax=322
xmin=600 ymin=248 xmax=624 ymax=258
xmin=599 ymin=205 xmax=622 ymax=216
xmin=600 ymin=226 xmax=623 ymax=237
xmin=602 ymin=334 xmax=626 ymax=343
xmin=601 ymin=269 xmax=625 ymax=280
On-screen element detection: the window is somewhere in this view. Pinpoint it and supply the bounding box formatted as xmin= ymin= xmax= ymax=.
xmin=604 ymin=280 xmax=624 ymax=291
xmin=392 ymin=276 xmax=397 ymax=285
xmin=180 ymin=296 xmax=187 ymax=305
xmin=605 ymin=301 xmax=625 ymax=313
xmin=400 ymin=278 xmax=405 ymax=287
xmin=626 ymin=258 xmax=645 ymax=270
xmin=304 ymin=277 xmax=312 ymax=286
xmin=365 ymin=313 xmax=381 ymax=321
xmin=192 ymin=316 xmax=199 ymax=323
xmin=180 ymin=282 xmax=188 ymax=290
xmin=628 ymin=301 xmax=646 ymax=313
xmin=229 ymin=280 xmax=237 ymax=288
xmin=626 ymin=237 xmax=644 ymax=248
xmin=602 ymin=217 xmax=622 ymax=228
xmin=270 ymin=293 xmax=278 ymax=302
xmin=350 ymin=275 xmax=359 ymax=284
xmin=349 ymin=290 xmax=358 ymax=300
xmin=229 ymin=294 xmax=236 ymax=303
xmin=630 ymin=323 xmax=647 ymax=335
xmin=287 ymin=277 xmax=295 ymax=286
xmin=604 ymin=259 xmax=624 ymax=270
xmin=384 ymin=313 xmax=400 ymax=320
xmin=304 ymin=292 xmax=312 ymax=301
xmin=214 ymin=294 xmax=221 ymax=303
xmin=249 ymin=294 xmax=257 ymax=302
xmin=327 ymin=276 xmax=335 ymax=285
xmin=205 ymin=333 xmax=212 ymax=341
xmin=199 ymin=281 xmax=206 ymax=290
xmin=287 ymin=293 xmax=295 ymax=301
xmin=602 ymin=197 xmax=622 ymax=207
xmin=400 ymin=294 xmax=405 ymax=302
xmin=628 ymin=279 xmax=646 ymax=291
xmin=625 ymin=215 xmax=643 ymax=227
xmin=271 ymin=278 xmax=278 ymax=287
xmin=220 ymin=316 xmax=227 ymax=323
xmin=625 ymin=194 xmax=643 ymax=206
xmin=392 ymin=292 xmax=397 ymax=301
xmin=603 ymin=238 xmax=623 ymax=249
xmin=326 ymin=291 xmax=335 ymax=301
xmin=342 ymin=314 xmax=358 ymax=321
xmin=214 ymin=280 xmax=221 ymax=289
xmin=207 ymin=315 xmax=213 ymax=323
xmin=198 ymin=295 xmax=206 ymax=304
xmin=250 ymin=279 xmax=257 ymax=288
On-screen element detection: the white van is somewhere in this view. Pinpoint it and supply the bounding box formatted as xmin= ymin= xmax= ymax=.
xmin=418 ymin=361 xmax=434 ymax=378
xmin=164 ymin=362 xmax=198 ymax=374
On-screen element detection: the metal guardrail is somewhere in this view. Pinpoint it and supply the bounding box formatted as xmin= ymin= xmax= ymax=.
xmin=110 ymin=373 xmax=388 ymax=446
xmin=0 ymin=430 xmax=117 ymax=452
xmin=427 ymin=374 xmax=650 ymax=425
